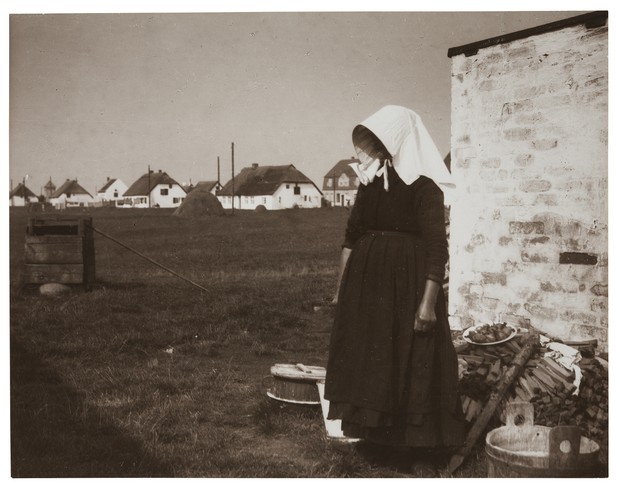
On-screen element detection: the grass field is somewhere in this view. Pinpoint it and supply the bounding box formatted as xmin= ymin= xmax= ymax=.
xmin=9 ymin=206 xmax=488 ymax=478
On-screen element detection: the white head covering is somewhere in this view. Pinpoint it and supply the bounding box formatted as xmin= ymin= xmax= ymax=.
xmin=350 ymin=105 xmax=455 ymax=203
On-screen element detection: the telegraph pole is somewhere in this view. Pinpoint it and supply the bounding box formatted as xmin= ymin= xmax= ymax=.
xmin=332 ymin=169 xmax=336 ymax=207
xmin=148 ymin=165 xmax=151 ymax=208
xmin=217 ymin=156 xmax=221 ymax=188
xmin=231 ymin=143 xmax=235 ymax=215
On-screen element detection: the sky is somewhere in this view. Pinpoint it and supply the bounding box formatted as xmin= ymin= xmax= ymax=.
xmin=7 ymin=4 xmax=591 ymax=197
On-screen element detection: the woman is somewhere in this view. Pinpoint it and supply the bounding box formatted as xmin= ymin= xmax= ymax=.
xmin=324 ymin=105 xmax=465 ymax=455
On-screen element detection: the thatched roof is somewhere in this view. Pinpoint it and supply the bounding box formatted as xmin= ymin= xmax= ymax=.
xmin=10 ymin=183 xmax=38 ymax=200
xmin=51 ymin=179 xmax=93 ymax=198
xmin=124 ymin=171 xmax=183 ymax=197
xmin=98 ymin=178 xmax=118 ymax=193
xmin=190 ymin=181 xmax=220 ymax=193
xmin=218 ymin=164 xmax=320 ymax=196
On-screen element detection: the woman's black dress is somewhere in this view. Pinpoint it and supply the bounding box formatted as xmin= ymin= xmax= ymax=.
xmin=325 ymin=166 xmax=465 ymax=448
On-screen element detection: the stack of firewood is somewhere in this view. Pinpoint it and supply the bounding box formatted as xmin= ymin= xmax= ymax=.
xmin=457 ymin=334 xmax=608 ymax=452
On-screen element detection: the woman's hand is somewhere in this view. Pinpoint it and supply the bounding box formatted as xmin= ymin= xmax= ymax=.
xmin=414 ymin=302 xmax=437 ymax=333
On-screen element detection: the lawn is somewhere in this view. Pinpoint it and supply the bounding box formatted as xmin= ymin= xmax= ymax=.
xmin=9 ymin=205 xmax=488 ymax=478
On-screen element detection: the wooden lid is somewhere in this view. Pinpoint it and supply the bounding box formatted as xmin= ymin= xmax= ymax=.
xmin=270 ymin=363 xmax=326 ymax=381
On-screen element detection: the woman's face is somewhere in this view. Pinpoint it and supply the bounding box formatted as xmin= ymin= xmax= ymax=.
xmin=353 ymin=127 xmax=390 ymax=168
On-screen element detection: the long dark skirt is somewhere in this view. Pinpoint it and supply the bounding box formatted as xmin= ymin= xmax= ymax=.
xmin=324 ymin=232 xmax=465 ymax=448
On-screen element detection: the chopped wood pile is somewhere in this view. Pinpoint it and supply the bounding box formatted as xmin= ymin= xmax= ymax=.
xmin=456 ymin=332 xmax=608 ymax=460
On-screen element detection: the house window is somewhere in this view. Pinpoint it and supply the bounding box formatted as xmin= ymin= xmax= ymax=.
xmin=173 ymin=197 xmax=180 ymax=204
xmin=250 ymin=196 xmax=254 ymax=204
xmin=294 ymin=186 xmax=300 ymax=195
xmin=262 ymin=197 xmax=266 ymax=204
xmin=326 ymin=178 xmax=332 ymax=188
xmin=338 ymin=174 xmax=349 ymax=187
xmin=286 ymin=184 xmax=290 ymax=189
xmin=279 ymin=197 xmax=282 ymax=203
xmin=113 ymin=190 xmax=118 ymax=197
xmin=169 ymin=184 xmax=173 ymax=188
xmin=304 ymin=195 xmax=307 ymax=201
xmin=161 ymin=188 xmax=169 ymax=196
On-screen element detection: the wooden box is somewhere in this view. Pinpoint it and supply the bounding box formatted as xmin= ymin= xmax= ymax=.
xmin=23 ymin=216 xmax=95 ymax=287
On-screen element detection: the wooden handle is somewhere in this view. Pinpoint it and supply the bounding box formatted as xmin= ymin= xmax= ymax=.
xmin=549 ymin=425 xmax=582 ymax=470
xmin=505 ymin=401 xmax=534 ymax=427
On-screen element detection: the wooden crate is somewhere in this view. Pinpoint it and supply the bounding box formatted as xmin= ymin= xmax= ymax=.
xmin=23 ymin=216 xmax=95 ymax=287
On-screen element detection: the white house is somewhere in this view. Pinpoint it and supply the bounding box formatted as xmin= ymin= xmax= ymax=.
xmin=323 ymin=157 xmax=360 ymax=207
xmin=49 ymin=179 xmax=96 ymax=209
xmin=121 ymin=170 xmax=186 ymax=208
xmin=97 ymin=177 xmax=128 ymax=204
xmin=217 ymin=164 xmax=322 ymax=210
xmin=9 ymin=183 xmax=39 ymax=207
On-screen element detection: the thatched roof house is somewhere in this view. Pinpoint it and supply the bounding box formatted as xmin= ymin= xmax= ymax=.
xmin=217 ymin=164 xmax=322 ymax=210
xmin=121 ymin=170 xmax=186 ymax=208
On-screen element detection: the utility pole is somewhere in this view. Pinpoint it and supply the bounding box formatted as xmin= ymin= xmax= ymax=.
xmin=231 ymin=142 xmax=235 ymax=215
xmin=217 ymin=156 xmax=221 ymax=188
xmin=332 ymin=169 xmax=336 ymax=207
xmin=148 ymin=165 xmax=151 ymax=208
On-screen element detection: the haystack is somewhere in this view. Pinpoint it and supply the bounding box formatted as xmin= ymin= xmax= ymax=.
xmin=172 ymin=189 xmax=224 ymax=218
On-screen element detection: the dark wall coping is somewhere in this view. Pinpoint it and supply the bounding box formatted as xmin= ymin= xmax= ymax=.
xmin=447 ymin=11 xmax=608 ymax=58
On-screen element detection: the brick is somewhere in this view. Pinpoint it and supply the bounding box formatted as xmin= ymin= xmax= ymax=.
xmin=559 ymin=252 xmax=598 ymax=265
xmin=590 ymin=284 xmax=608 ymax=297
xmin=560 ymin=310 xmax=597 ymax=325
xmin=455 ymin=147 xmax=477 ymax=160
xmin=524 ymin=303 xmax=558 ymax=320
xmin=481 ymin=272 xmax=507 ymax=286
xmin=590 ymin=299 xmax=607 ymax=313
xmin=481 ymin=157 xmax=501 ymax=168
xmin=509 ymin=221 xmax=544 ymax=234
xmin=515 ymin=112 xmax=547 ymax=125
xmin=519 ymin=179 xmax=551 ymax=193
xmin=514 ymin=154 xmax=534 ymax=167
xmin=481 ymin=297 xmax=500 ymax=310
xmin=531 ymin=139 xmax=558 ymax=151
xmin=521 ymin=251 xmax=549 ymax=263
xmin=534 ymin=194 xmax=558 ymax=206
xmin=504 ymin=127 xmax=534 ymax=141
xmin=501 ymin=100 xmax=534 ymax=117
xmin=506 ymin=45 xmax=535 ymax=58
xmin=524 ymin=236 xmax=550 ymax=245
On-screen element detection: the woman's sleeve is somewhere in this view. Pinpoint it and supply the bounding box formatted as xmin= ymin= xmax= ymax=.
xmin=416 ymin=181 xmax=449 ymax=284
xmin=342 ymin=185 xmax=366 ymax=249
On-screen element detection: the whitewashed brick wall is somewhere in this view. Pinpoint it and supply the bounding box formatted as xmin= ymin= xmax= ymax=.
xmin=448 ymin=22 xmax=608 ymax=350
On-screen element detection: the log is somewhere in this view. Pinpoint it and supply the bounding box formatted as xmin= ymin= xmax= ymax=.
xmin=446 ymin=334 xmax=539 ymax=475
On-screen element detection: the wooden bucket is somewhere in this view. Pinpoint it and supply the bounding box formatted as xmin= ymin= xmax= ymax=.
xmin=486 ymin=402 xmax=600 ymax=477
xmin=266 ymin=364 xmax=326 ymax=405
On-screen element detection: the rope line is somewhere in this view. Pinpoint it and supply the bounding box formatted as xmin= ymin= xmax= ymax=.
xmin=89 ymin=224 xmax=210 ymax=294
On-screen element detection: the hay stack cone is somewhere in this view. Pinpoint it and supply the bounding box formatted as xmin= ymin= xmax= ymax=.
xmin=173 ymin=188 xmax=224 ymax=218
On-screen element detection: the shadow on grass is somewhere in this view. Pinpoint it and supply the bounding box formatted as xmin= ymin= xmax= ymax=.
xmin=11 ymin=338 xmax=174 ymax=478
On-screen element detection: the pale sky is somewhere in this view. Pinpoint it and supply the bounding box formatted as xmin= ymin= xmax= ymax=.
xmin=8 ymin=7 xmax=591 ymax=197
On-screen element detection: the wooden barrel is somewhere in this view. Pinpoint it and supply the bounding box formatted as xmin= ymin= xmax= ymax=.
xmin=267 ymin=364 xmax=326 ymax=405
xmin=486 ymin=402 xmax=600 ymax=477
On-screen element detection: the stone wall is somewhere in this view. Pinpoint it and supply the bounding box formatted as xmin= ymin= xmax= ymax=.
xmin=448 ymin=20 xmax=608 ymax=349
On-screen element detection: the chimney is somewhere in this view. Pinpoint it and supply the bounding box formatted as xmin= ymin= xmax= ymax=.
xmin=107 ymin=176 xmax=110 ymax=181
xmin=252 ymin=163 xmax=258 ymax=169
xmin=158 ymin=169 xmax=162 ymax=173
